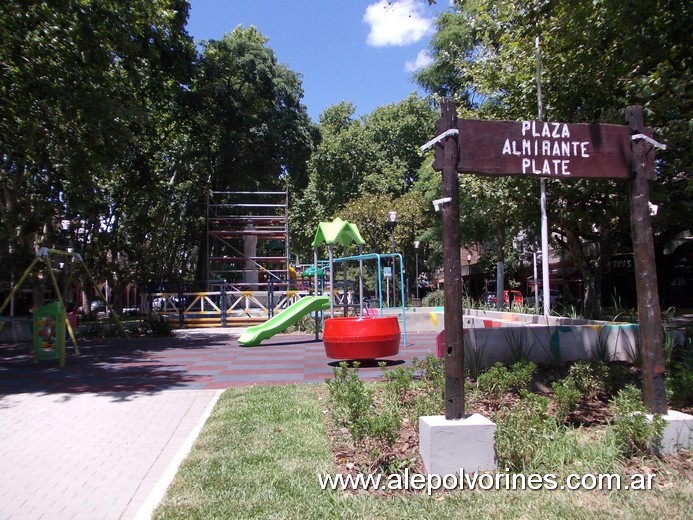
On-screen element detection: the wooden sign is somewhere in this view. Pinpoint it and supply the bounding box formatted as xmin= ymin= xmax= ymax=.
xmin=457 ymin=119 xmax=655 ymax=179
xmin=428 ymin=101 xmax=667 ymax=415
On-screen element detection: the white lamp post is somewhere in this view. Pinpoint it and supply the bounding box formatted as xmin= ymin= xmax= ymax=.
xmin=387 ymin=211 xmax=397 ymax=306
xmin=414 ymin=241 xmax=420 ymax=300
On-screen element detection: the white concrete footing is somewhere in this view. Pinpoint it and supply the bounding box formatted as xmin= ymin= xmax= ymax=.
xmin=419 ymin=414 xmax=497 ymax=475
xmin=660 ymin=410 xmax=693 ymax=454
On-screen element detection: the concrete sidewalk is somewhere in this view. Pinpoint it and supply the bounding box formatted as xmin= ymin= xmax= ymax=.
xmin=0 ymin=390 xmax=220 ymax=520
xmin=0 ymin=329 xmax=439 ymax=519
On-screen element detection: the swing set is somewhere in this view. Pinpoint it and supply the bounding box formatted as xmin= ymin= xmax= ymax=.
xmin=0 ymin=247 xmax=127 ymax=367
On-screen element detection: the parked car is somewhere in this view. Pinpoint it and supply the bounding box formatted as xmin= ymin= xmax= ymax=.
xmin=478 ymin=290 xmax=523 ymax=308
xmin=526 ymin=289 xmax=563 ymax=307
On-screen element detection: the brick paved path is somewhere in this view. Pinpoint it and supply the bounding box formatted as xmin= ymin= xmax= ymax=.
xmin=0 ymin=329 xmax=438 ymax=519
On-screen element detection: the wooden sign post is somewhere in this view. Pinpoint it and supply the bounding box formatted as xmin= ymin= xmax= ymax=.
xmin=429 ymin=99 xmax=666 ymax=415
xmin=433 ymin=99 xmax=465 ymax=420
xmin=627 ymin=105 xmax=667 ymax=414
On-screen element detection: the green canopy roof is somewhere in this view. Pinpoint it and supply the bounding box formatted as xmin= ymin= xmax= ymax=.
xmin=311 ymin=218 xmax=365 ymax=248
xmin=301 ymin=266 xmax=328 ymax=277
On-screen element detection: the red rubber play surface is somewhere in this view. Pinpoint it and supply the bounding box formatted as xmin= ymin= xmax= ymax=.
xmin=0 ymin=330 xmax=436 ymax=394
xmin=323 ymin=316 xmax=401 ymax=359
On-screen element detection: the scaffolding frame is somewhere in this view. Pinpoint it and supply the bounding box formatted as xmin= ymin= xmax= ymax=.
xmin=206 ymin=191 xmax=290 ymax=293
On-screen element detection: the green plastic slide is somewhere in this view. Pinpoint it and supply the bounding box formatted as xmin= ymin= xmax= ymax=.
xmin=238 ymin=295 xmax=330 ymax=347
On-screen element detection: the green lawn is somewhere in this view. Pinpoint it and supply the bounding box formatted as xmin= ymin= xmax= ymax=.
xmin=153 ymin=384 xmax=691 ymax=520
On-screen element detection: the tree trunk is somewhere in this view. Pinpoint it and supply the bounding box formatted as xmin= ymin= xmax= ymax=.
xmin=563 ymin=225 xmax=612 ymax=320
xmin=582 ymin=268 xmax=600 ymax=319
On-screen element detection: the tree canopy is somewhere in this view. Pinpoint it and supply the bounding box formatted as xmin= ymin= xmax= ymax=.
xmin=414 ymin=0 xmax=691 ymax=315
xmin=288 ymin=95 xmax=437 ymax=260
xmin=188 ymin=26 xmax=317 ymax=193
xmin=0 ymin=0 xmax=688 ymax=315
xmin=0 ymin=4 xmax=317 ymax=308
xmin=0 ymin=0 xmax=197 ymax=305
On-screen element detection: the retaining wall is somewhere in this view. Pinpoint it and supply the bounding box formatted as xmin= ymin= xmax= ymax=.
xmin=387 ymin=307 xmax=643 ymax=366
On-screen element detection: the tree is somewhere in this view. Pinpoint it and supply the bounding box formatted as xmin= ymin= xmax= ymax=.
xmin=338 ymin=191 xmax=428 ymax=298
xmin=0 ymin=1 xmax=199 ymax=309
xmin=290 ymin=95 xmax=436 ymax=258
xmin=187 ymin=26 xmax=317 ymax=193
xmin=415 ymin=0 xmax=692 ymax=315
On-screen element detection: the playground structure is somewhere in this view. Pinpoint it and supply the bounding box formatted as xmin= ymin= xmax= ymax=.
xmin=201 ymin=190 xmax=290 ymax=326
xmin=239 ymin=218 xmax=406 ymax=359
xmin=152 ymin=191 xmax=410 ymax=329
xmin=323 ymin=315 xmax=401 ymax=359
xmin=0 ymin=248 xmax=126 ymax=366
xmin=150 ymin=190 xmax=310 ymax=328
xmin=149 ymin=192 xmax=409 ymax=330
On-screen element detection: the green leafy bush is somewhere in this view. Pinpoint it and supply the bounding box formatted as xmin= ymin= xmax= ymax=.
xmin=477 ymin=360 xmax=536 ymax=398
xmin=412 ymin=355 xmax=444 ymax=388
xmin=495 ymin=390 xmax=553 ymax=471
xmin=382 ymin=364 xmax=414 ymax=402
xmin=421 ymin=289 xmax=444 ymax=307
xmin=145 ymin=314 xmax=173 ymax=337
xmin=325 ymin=362 xmax=373 ymax=439
xmin=285 ymin=315 xmax=319 ymax=334
xmin=609 ymin=384 xmax=665 ymax=457
xmin=325 ymin=362 xmax=401 ymax=450
xmin=509 ymin=360 xmax=537 ymax=390
xmin=552 ymin=376 xmax=582 ymax=423
xmin=568 ymin=360 xmax=607 ymax=399
xmin=477 ymin=363 xmax=512 ymax=398
xmin=666 ymin=362 xmax=693 ymax=407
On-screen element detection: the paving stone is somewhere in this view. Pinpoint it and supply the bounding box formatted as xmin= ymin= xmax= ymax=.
xmin=0 ymin=329 xmax=439 ymax=518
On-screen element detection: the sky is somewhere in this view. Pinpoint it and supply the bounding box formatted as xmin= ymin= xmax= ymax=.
xmin=186 ymin=0 xmax=450 ymax=121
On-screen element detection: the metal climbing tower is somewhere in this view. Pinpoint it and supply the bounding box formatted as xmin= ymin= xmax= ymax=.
xmin=206 ymin=191 xmax=289 ymax=293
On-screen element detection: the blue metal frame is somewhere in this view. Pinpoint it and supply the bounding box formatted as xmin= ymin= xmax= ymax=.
xmin=331 ymin=252 xmax=407 ymax=347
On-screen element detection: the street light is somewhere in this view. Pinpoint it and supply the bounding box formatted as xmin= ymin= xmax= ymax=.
xmin=467 ymin=253 xmax=472 ymax=294
xmin=414 ymin=241 xmax=420 ymax=301
xmin=533 ymin=251 xmax=540 ymax=311
xmin=387 ymin=211 xmax=397 ymax=306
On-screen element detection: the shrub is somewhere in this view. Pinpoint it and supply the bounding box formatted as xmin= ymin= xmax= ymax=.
xmin=382 ymin=364 xmax=414 ymax=402
xmin=285 ymin=315 xmax=319 ymax=334
xmin=509 ymin=360 xmax=537 ymax=391
xmin=495 ymin=390 xmax=553 ymax=471
xmin=325 ymin=362 xmax=401 ymax=451
xmin=325 ymin=362 xmax=373 ymax=438
xmin=421 ymin=289 xmax=444 ymax=307
xmin=552 ymin=376 xmax=582 ymax=423
xmin=477 ymin=360 xmax=536 ymax=399
xmin=666 ymin=362 xmax=693 ymax=407
xmin=412 ymin=355 xmax=444 ymax=388
xmin=568 ymin=360 xmax=607 ymax=399
xmin=608 ymin=384 xmax=665 ymax=457
xmin=145 ymin=314 xmax=173 ymax=337
xmin=477 ymin=362 xmax=512 ymax=398
xmin=408 ymin=388 xmax=443 ymax=432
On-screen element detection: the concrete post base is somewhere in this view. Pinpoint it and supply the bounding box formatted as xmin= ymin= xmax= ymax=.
xmin=660 ymin=410 xmax=693 ymax=454
xmin=419 ymin=414 xmax=497 ymax=475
